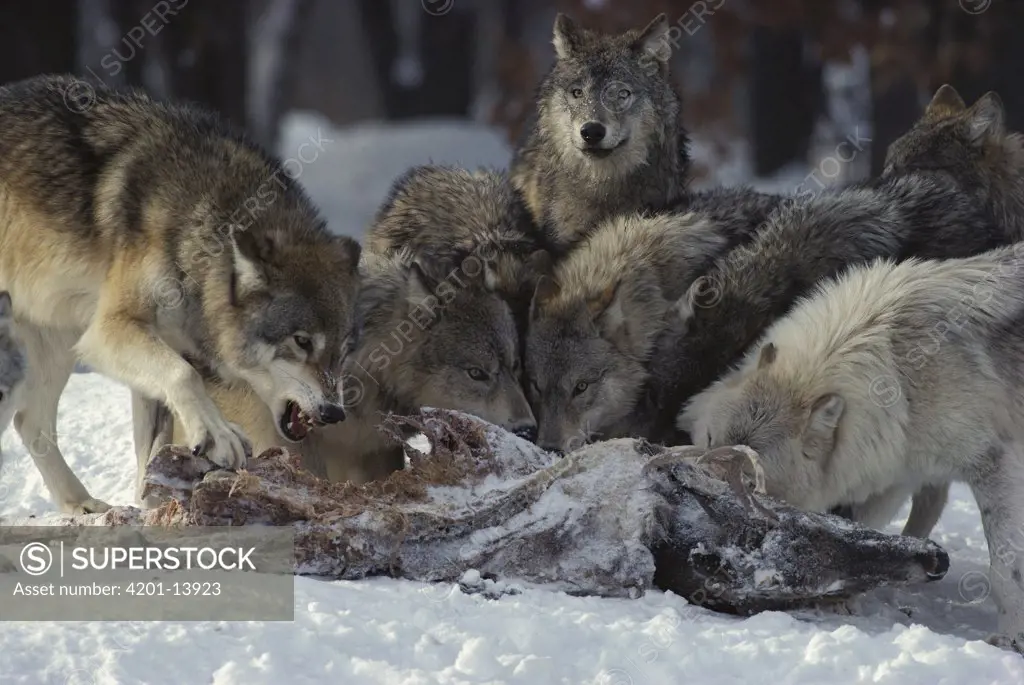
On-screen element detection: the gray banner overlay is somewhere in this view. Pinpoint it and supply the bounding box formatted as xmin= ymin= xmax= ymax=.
xmin=0 ymin=526 xmax=295 ymax=620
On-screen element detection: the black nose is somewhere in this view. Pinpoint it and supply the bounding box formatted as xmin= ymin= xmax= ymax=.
xmin=922 ymin=548 xmax=950 ymax=580
xmin=319 ymin=403 xmax=346 ymax=424
xmin=580 ymin=121 xmax=606 ymax=144
xmin=511 ymin=423 xmax=538 ymax=444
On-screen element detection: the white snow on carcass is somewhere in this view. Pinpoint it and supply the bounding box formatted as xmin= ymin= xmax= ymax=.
xmin=1 ymin=119 xmax=1023 ymax=683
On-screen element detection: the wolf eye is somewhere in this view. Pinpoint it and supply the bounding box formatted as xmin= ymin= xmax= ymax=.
xmin=570 ymin=88 xmax=583 ymax=99
xmin=293 ymin=334 xmax=313 ymax=353
xmin=573 ymin=380 xmax=589 ymax=396
xmin=618 ymin=88 xmax=631 ymax=99
xmin=466 ymin=367 xmax=489 ymax=382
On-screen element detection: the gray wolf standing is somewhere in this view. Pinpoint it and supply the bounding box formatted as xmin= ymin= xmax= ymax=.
xmin=509 ymin=13 xmax=689 ymax=256
xmin=679 ymin=245 xmax=1024 ymax=652
xmin=0 ymin=75 xmax=361 ymax=513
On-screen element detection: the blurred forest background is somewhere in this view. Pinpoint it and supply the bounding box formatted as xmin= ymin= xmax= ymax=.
xmin=0 ymin=0 xmax=1019 ymax=183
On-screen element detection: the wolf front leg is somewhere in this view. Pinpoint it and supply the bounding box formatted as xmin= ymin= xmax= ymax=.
xmin=903 ymin=482 xmax=950 ymax=539
xmin=75 ymin=280 xmax=251 ymax=470
xmin=971 ymin=442 xmax=1024 ymax=652
xmin=130 ymin=391 xmax=175 ymax=507
xmin=13 ymin=324 xmax=109 ymax=513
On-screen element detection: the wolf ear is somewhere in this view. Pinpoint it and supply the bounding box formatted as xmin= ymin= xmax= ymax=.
xmin=633 ymin=13 xmax=671 ymax=63
xmin=591 ymin=279 xmax=668 ymax=354
xmin=231 ymin=228 xmax=271 ymax=297
xmin=0 ymin=291 xmax=12 ymax=326
xmin=966 ymin=91 xmax=1006 ymax=145
xmin=524 ymin=249 xmax=553 ymax=281
xmin=405 ymin=261 xmax=438 ymax=310
xmin=329 ymin=235 xmax=362 ymax=275
xmin=676 ymin=275 xmax=710 ymax=329
xmin=925 ymin=84 xmax=967 ymax=119
xmin=482 ymin=260 xmax=500 ymax=292
xmin=588 ymin=281 xmax=627 ymax=341
xmin=802 ymin=393 xmax=845 ymax=460
xmin=530 ymin=275 xmax=561 ymax=321
xmin=757 ymin=342 xmax=777 ymax=369
xmin=587 ymin=281 xmax=619 ymax=319
xmin=512 ymin=249 xmax=550 ymax=293
xmin=553 ymin=13 xmax=584 ymax=60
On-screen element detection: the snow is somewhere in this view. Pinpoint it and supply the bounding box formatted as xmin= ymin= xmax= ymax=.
xmin=277 ymin=111 xmax=512 ymax=239
xmin=1 ymin=119 xmax=1023 ymax=683
xmin=2 ymin=377 xmax=1022 ymax=683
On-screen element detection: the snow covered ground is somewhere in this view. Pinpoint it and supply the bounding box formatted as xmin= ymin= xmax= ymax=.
xmin=2 ymin=117 xmax=1024 ymax=683
xmin=2 ymin=376 xmax=1022 ymax=684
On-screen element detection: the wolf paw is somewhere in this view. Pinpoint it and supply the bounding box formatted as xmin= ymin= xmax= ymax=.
xmin=190 ymin=419 xmax=251 ymax=470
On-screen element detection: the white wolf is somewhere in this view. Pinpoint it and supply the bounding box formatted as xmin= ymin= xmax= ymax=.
xmin=679 ymin=244 xmax=1024 ymax=651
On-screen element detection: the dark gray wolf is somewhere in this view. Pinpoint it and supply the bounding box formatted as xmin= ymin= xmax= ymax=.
xmin=0 ymin=75 xmax=361 ymax=512
xmin=680 ymin=245 xmax=1024 ymax=652
xmin=509 ymin=13 xmax=689 ymax=256
xmin=525 ymin=207 xmax=760 ymax=453
xmin=884 ymin=84 xmax=1024 ymax=241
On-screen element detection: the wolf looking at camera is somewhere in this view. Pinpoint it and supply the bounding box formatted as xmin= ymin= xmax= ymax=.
xmin=510 ymin=13 xmax=689 ymax=256
xmin=0 ymin=75 xmax=361 ymax=513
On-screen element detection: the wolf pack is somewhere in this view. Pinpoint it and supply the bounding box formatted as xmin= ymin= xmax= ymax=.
xmin=1 ymin=12 xmax=1024 ymax=649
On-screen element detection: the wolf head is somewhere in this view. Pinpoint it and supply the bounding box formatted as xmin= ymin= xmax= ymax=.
xmin=678 ymin=342 xmax=852 ymax=514
xmin=0 ymin=292 xmax=26 ymax=437
xmin=354 ymin=256 xmax=536 ymax=441
xmin=526 ymin=273 xmax=669 ymax=453
xmin=368 ymin=164 xmax=551 ymax=328
xmin=369 ymin=165 xmax=535 ymax=261
xmin=219 ymin=222 xmax=362 ymax=445
xmin=884 ymin=85 xmax=1024 ymax=234
xmin=539 ymin=13 xmax=678 ymax=177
